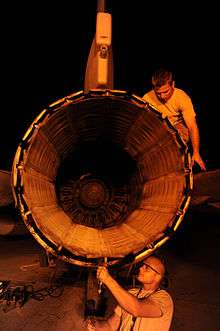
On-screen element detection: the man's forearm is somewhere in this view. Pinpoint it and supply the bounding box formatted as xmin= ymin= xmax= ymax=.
xmin=104 ymin=276 xmax=139 ymax=315
xmin=187 ymin=120 xmax=206 ymax=170
xmin=189 ymin=122 xmax=200 ymax=155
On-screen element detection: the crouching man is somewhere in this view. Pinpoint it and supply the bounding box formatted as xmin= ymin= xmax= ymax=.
xmin=87 ymin=255 xmax=173 ymax=331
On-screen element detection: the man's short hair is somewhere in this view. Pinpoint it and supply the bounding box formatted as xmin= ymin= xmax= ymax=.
xmin=149 ymin=253 xmax=169 ymax=288
xmin=152 ymin=68 xmax=173 ymax=88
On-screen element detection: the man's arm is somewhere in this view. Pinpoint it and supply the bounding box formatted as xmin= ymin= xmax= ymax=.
xmin=97 ymin=267 xmax=162 ymax=318
xmin=183 ymin=115 xmax=206 ymax=170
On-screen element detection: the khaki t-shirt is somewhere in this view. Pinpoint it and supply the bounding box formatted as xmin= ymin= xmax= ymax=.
xmin=143 ymin=88 xmax=196 ymax=143
xmin=115 ymin=288 xmax=174 ymax=331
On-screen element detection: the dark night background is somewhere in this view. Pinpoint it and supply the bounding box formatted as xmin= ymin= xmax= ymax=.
xmin=0 ymin=2 xmax=220 ymax=329
xmin=1 ymin=1 xmax=219 ymax=171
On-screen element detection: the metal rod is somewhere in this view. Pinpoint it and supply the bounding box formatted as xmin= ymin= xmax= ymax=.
xmin=97 ymin=0 xmax=106 ymax=12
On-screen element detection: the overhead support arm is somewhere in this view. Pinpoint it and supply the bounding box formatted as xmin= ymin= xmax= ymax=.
xmin=84 ymin=0 xmax=113 ymax=92
xmin=97 ymin=0 xmax=106 ymax=12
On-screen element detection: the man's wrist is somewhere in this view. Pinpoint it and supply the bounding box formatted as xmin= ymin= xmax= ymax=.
xmin=102 ymin=273 xmax=113 ymax=286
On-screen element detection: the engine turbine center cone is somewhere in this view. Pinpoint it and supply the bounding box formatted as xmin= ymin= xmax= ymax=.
xmin=79 ymin=180 xmax=107 ymax=208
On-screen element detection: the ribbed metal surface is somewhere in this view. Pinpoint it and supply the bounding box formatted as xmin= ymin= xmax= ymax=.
xmin=12 ymin=90 xmax=192 ymax=266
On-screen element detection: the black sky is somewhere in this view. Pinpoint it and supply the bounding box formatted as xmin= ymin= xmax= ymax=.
xmin=1 ymin=1 xmax=219 ymax=170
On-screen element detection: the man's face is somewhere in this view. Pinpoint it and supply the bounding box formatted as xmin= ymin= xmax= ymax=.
xmin=136 ymin=257 xmax=162 ymax=285
xmin=154 ymin=81 xmax=174 ymax=103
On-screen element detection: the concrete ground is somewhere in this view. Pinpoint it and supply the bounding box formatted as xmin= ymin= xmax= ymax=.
xmin=0 ymin=211 xmax=220 ymax=331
